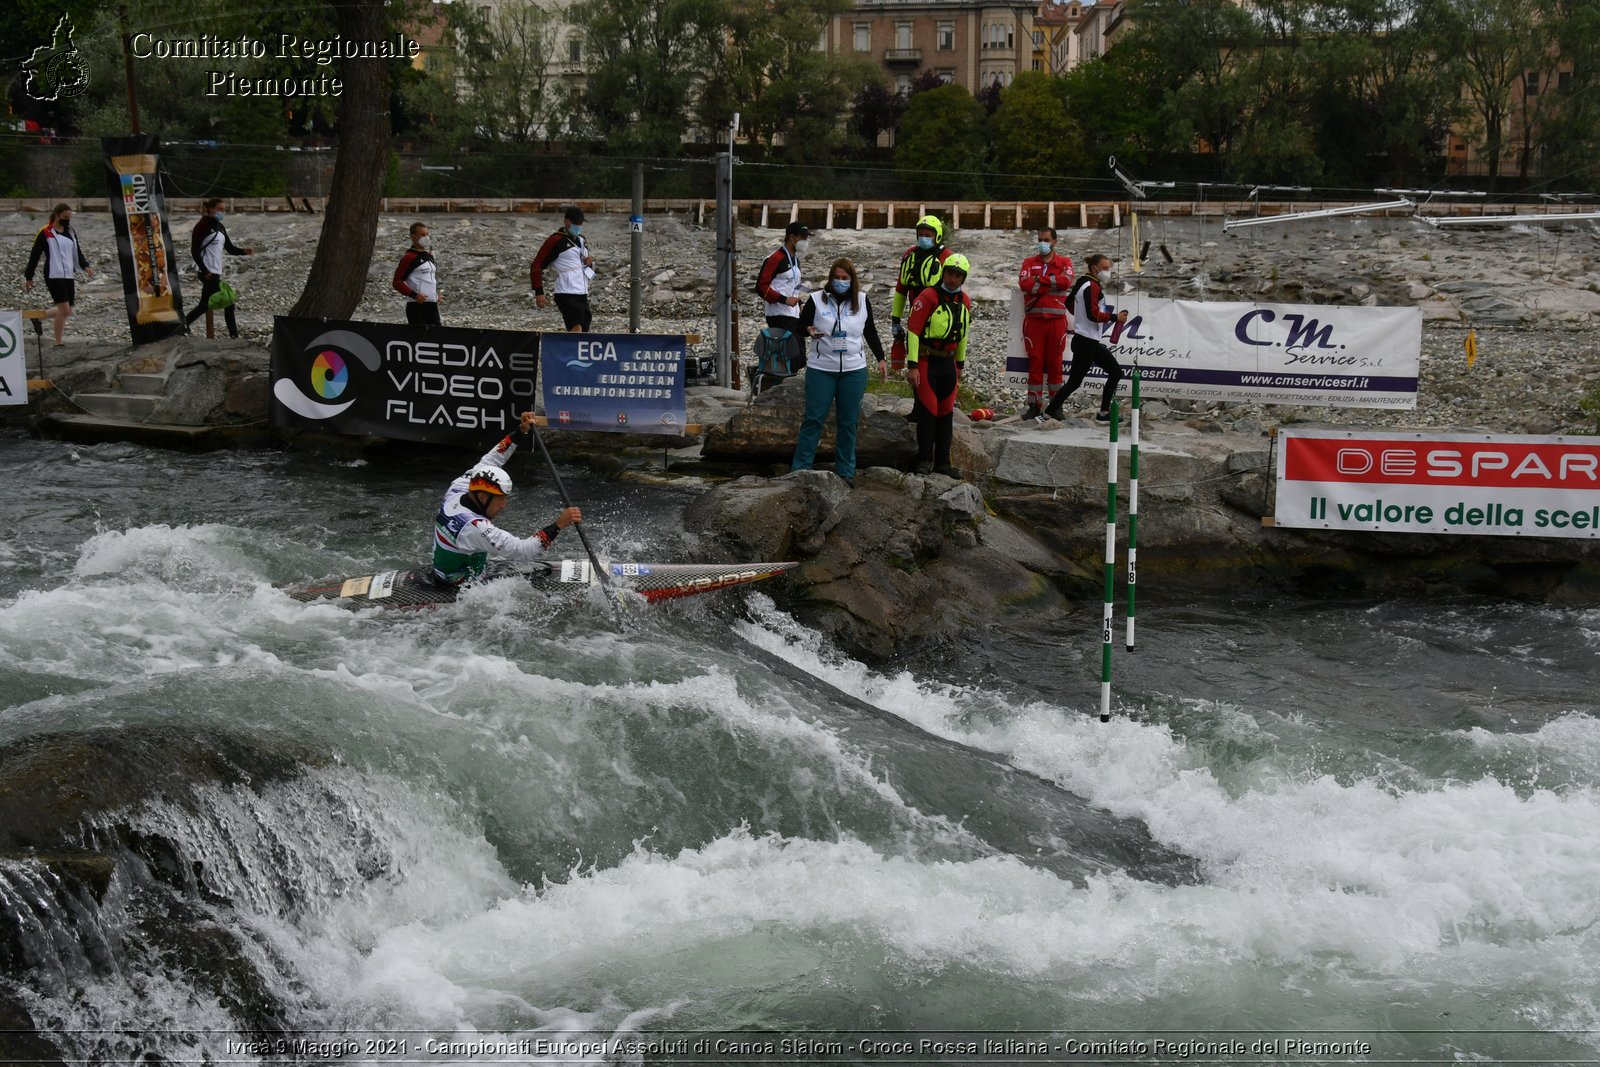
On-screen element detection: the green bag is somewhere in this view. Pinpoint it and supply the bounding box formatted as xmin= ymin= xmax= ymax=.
xmin=208 ymin=280 xmax=237 ymax=310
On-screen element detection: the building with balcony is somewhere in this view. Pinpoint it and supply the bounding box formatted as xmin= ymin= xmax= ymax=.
xmin=825 ymin=0 xmax=1040 ymax=95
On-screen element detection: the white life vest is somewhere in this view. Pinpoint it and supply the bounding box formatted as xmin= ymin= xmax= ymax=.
xmin=806 ymin=290 xmax=870 ymax=373
xmin=762 ymin=246 xmax=803 ymax=321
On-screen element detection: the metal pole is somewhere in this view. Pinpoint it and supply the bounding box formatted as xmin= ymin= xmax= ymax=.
xmin=1221 ymin=198 xmax=1414 ymax=230
xmin=1101 ymin=400 xmax=1119 ymax=723
xmin=1126 ymin=371 xmax=1140 ymax=652
xmin=629 ymin=163 xmax=643 ymax=334
xmin=714 ymin=149 xmax=732 ymax=387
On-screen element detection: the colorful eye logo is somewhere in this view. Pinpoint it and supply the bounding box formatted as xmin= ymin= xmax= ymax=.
xmin=311 ymin=350 xmax=348 ymax=399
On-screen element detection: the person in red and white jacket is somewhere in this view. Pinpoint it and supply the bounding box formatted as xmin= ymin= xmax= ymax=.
xmin=1017 ymin=227 xmax=1073 ymax=419
xmin=1047 ymin=253 xmax=1126 ymax=422
xmin=393 ymin=222 xmax=440 ymax=327
xmin=530 ymin=206 xmax=593 ymax=332
xmin=755 ymin=220 xmax=810 ymax=332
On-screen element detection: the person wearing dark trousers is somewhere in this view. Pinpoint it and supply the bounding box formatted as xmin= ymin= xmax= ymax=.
xmin=531 ymin=206 xmax=593 ymax=332
xmin=183 ymin=197 xmax=254 ymax=337
xmin=904 ymin=254 xmax=972 ymax=477
xmin=752 ymin=220 xmax=811 ymax=391
xmin=1047 ymin=253 xmax=1126 ymax=422
xmin=791 ymin=257 xmax=886 ymax=486
xmin=22 ymin=202 xmax=92 ymax=346
xmin=394 ymin=222 xmax=440 ymax=327
xmin=756 ymin=220 xmax=810 ymax=334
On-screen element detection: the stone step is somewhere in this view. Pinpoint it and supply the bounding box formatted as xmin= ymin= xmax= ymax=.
xmin=118 ymin=373 xmax=169 ymax=396
xmin=73 ymin=393 xmax=162 ymax=421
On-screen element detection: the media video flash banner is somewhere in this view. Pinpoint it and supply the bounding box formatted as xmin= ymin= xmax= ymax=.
xmin=1274 ymin=428 xmax=1600 ymax=538
xmin=1004 ymin=294 xmax=1420 ymax=409
xmin=270 ymin=317 xmax=538 ymax=445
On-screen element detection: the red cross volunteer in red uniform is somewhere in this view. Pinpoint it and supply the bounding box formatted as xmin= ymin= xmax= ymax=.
xmin=1017 ymin=227 xmax=1073 ymax=419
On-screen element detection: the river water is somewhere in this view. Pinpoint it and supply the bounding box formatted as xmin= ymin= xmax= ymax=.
xmin=2 ymin=431 xmax=1598 ymax=1065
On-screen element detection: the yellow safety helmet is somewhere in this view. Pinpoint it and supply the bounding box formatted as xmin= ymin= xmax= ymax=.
xmin=942 ymin=252 xmax=970 ymax=277
xmin=915 ymin=214 xmax=945 ymax=241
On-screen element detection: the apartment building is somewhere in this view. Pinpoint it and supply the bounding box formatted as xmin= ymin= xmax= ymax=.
xmin=825 ymin=0 xmax=1040 ymax=94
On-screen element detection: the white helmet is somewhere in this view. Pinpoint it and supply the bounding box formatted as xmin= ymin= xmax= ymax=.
xmin=466 ymin=466 xmax=513 ymax=497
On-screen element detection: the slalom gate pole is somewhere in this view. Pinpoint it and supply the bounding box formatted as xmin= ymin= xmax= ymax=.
xmin=528 ymin=422 xmax=621 ymax=617
xmin=1126 ymin=369 xmax=1140 ymax=652
xmin=1101 ymin=400 xmax=1119 ymax=723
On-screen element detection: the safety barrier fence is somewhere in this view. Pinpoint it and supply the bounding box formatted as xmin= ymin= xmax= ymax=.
xmin=2 ymin=197 xmax=1584 ymax=229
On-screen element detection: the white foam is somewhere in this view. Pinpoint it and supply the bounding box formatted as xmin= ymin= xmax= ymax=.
xmin=733 ymin=598 xmax=1600 ymax=972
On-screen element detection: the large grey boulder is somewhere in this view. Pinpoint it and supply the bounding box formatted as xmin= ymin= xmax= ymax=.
xmin=147 ymin=340 xmax=269 ymax=426
xmin=686 ymin=467 xmax=1073 ymax=658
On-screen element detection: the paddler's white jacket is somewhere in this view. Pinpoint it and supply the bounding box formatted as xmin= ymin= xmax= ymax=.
xmin=433 ymin=433 xmax=560 ymax=584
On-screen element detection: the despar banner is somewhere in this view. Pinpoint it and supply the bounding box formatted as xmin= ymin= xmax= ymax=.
xmin=102 ymin=135 xmax=185 ymax=343
xmin=540 ymin=333 xmax=688 ymax=434
xmin=270 ymin=317 xmax=539 ymax=445
xmin=0 ymin=312 xmax=26 ymax=406
xmin=1274 ymin=428 xmax=1600 ymax=538
xmin=1005 ymin=296 xmax=1420 ymax=408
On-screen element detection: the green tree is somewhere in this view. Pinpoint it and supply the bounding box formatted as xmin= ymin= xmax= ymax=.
xmin=989 ymin=72 xmax=1088 ymax=196
xmin=849 ymin=76 xmax=903 ymax=150
xmin=1420 ymin=0 xmax=1543 ymax=188
xmin=1058 ymin=48 xmax=1164 ymax=169
xmin=289 ymin=0 xmax=398 ymax=318
xmin=1303 ymin=1 xmax=1459 ymax=185
xmin=894 ymin=82 xmax=986 ymax=198
xmin=571 ymin=0 xmax=719 ymax=154
xmin=1532 ymin=0 xmax=1599 ymax=190
xmin=1123 ymin=0 xmax=1263 ymax=169
xmin=448 ymin=1 xmax=566 ymax=145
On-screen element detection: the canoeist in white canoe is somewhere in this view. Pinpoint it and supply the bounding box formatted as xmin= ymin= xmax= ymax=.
xmin=431 ymin=411 xmax=583 ymax=587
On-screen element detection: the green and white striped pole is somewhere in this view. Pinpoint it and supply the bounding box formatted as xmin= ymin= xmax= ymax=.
xmin=1101 ymin=400 xmax=1119 ymax=723
xmin=1126 ymin=368 xmax=1140 ymax=652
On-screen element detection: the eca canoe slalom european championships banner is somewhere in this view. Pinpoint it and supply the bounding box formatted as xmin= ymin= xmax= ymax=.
xmin=539 ymin=333 xmax=688 ymax=434
xmin=1005 ymin=295 xmax=1420 ymax=409
xmin=269 ymin=317 xmax=538 ymax=445
xmin=1274 ymin=428 xmax=1600 ymax=538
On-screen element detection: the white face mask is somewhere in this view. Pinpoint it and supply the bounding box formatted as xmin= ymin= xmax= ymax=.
xmin=795 ymin=240 xmax=810 ymax=255
xmin=1099 ymin=267 xmax=1114 ymax=281
xmin=417 ymin=235 xmax=430 ymax=249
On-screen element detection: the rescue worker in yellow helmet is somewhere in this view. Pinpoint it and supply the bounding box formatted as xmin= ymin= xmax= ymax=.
xmin=904 ymin=253 xmax=972 ymax=477
xmin=890 ymin=215 xmax=952 ymax=370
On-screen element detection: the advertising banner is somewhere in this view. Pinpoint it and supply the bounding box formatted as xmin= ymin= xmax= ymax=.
xmin=0 ymin=312 xmax=26 ymax=406
xmin=1274 ymin=428 xmax=1600 ymax=538
xmin=270 ymin=317 xmax=539 ymax=445
xmin=540 ymin=333 xmax=688 ymax=434
xmin=1004 ymin=295 xmax=1420 ymax=409
xmin=102 ymin=134 xmax=186 ymax=343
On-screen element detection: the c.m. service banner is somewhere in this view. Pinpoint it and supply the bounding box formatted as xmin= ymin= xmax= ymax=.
xmin=1005 ymin=296 xmax=1420 ymax=409
xmin=1274 ymin=428 xmax=1600 ymax=538
xmin=540 ymin=333 xmax=687 ymax=434
xmin=270 ymin=317 xmax=538 ymax=445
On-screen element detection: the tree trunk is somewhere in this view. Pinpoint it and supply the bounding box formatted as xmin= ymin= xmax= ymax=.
xmin=289 ymin=0 xmax=392 ymax=319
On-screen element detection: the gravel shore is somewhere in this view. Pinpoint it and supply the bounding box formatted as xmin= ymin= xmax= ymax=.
xmin=7 ymin=207 xmax=1598 ymax=434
